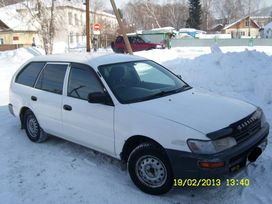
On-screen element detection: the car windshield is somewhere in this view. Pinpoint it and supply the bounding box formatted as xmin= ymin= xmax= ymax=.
xmin=98 ymin=60 xmax=191 ymax=104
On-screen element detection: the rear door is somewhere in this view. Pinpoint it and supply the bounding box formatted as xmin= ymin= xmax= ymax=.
xmin=31 ymin=63 xmax=68 ymax=136
xmin=131 ymin=36 xmax=147 ymax=51
xmin=62 ymin=63 xmax=115 ymax=155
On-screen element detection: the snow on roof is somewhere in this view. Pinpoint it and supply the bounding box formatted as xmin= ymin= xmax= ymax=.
xmin=179 ymin=28 xmax=206 ymax=33
xmin=29 ymin=53 xmax=146 ymax=69
xmin=264 ymin=21 xmax=272 ymax=30
xmin=141 ymin=27 xmax=176 ymax=34
xmin=0 ymin=3 xmax=38 ymax=31
xmin=151 ymin=27 xmax=175 ymax=31
xmin=223 ymin=16 xmax=260 ymax=30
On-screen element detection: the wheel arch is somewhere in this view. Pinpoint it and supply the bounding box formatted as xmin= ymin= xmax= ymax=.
xmin=19 ymin=106 xmax=31 ymax=129
xmin=120 ymin=135 xmax=165 ymax=163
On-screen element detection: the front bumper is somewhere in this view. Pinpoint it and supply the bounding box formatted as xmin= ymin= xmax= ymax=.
xmin=166 ymin=122 xmax=269 ymax=178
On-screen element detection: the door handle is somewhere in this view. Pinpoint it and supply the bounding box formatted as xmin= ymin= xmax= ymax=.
xmin=31 ymin=96 xmax=37 ymax=101
xmin=63 ymin=104 xmax=72 ymax=111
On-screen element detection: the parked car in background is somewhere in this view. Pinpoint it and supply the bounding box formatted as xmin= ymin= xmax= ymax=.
xmin=9 ymin=54 xmax=269 ymax=195
xmin=111 ymin=35 xmax=164 ymax=53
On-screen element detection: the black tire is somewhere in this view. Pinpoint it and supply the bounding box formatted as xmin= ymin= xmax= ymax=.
xmin=116 ymin=48 xmax=124 ymax=53
xmin=128 ymin=143 xmax=173 ymax=195
xmin=111 ymin=42 xmax=116 ymax=52
xmin=24 ymin=110 xmax=48 ymax=143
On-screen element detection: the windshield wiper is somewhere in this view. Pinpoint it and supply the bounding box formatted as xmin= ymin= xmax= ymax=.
xmin=138 ymin=87 xmax=186 ymax=102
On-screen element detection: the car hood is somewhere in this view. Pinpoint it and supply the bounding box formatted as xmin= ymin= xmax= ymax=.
xmin=129 ymin=89 xmax=256 ymax=134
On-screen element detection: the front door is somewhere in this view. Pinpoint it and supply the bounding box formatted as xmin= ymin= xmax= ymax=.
xmin=62 ymin=63 xmax=115 ymax=155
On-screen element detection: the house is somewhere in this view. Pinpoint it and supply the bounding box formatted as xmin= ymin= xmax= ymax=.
xmin=261 ymin=22 xmax=272 ymax=38
xmin=223 ymin=16 xmax=260 ymax=38
xmin=0 ymin=4 xmax=40 ymax=50
xmin=0 ymin=1 xmax=118 ymax=51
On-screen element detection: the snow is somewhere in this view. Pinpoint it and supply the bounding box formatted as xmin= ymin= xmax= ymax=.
xmin=0 ymin=46 xmax=272 ymax=203
xmin=0 ymin=3 xmax=38 ymax=31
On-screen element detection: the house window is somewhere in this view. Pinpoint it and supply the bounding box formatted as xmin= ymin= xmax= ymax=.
xmin=68 ymin=12 xmax=73 ymax=25
xmin=240 ymin=31 xmax=245 ymax=36
xmin=75 ymin=14 xmax=78 ymax=26
xmin=245 ymin=20 xmax=250 ymax=27
xmin=76 ymin=34 xmax=79 ymax=43
xmin=0 ymin=38 xmax=3 ymax=45
xmin=69 ymin=33 xmax=74 ymax=44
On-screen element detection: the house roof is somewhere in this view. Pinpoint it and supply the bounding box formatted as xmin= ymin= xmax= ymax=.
xmin=223 ymin=16 xmax=260 ymax=30
xmin=264 ymin=21 xmax=272 ymax=30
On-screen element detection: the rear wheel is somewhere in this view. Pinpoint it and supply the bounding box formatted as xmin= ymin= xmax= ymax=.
xmin=24 ymin=110 xmax=48 ymax=143
xmin=128 ymin=143 xmax=173 ymax=195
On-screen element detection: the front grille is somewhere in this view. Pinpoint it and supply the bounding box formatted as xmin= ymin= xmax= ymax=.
xmin=206 ymin=110 xmax=263 ymax=143
xmin=232 ymin=118 xmax=261 ymax=143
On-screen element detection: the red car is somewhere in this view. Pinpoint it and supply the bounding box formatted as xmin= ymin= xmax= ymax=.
xmin=111 ymin=35 xmax=164 ymax=53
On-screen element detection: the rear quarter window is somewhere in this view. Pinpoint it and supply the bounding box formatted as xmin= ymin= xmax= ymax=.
xmin=35 ymin=64 xmax=67 ymax=95
xmin=15 ymin=62 xmax=45 ymax=87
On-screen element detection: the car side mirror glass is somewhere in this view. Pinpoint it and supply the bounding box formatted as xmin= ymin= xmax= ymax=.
xmin=88 ymin=92 xmax=111 ymax=105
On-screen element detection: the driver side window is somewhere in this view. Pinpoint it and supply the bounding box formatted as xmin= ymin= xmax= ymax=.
xmin=68 ymin=64 xmax=103 ymax=100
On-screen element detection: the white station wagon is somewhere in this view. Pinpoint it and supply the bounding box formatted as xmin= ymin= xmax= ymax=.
xmin=9 ymin=54 xmax=269 ymax=194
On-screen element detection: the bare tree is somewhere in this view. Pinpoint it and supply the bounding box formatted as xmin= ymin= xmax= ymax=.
xmin=91 ymin=0 xmax=105 ymax=23
xmin=243 ymin=0 xmax=262 ymax=15
xmin=214 ymin=0 xmax=245 ymax=24
xmin=124 ymin=0 xmax=163 ymax=30
xmin=19 ymin=0 xmax=57 ymax=54
xmin=201 ymin=0 xmax=215 ymax=30
xmin=163 ymin=0 xmax=189 ymax=30
xmin=124 ymin=0 xmax=189 ymax=30
xmin=143 ymin=0 xmax=161 ymax=28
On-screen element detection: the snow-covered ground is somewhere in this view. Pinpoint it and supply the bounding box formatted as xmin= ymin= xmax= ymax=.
xmin=0 ymin=46 xmax=271 ymax=204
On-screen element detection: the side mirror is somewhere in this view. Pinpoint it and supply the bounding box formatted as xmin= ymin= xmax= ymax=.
xmin=88 ymin=92 xmax=112 ymax=105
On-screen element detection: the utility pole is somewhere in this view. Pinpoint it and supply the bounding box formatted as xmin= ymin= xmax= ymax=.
xmin=110 ymin=0 xmax=133 ymax=55
xmin=86 ymin=0 xmax=90 ymax=52
xmin=248 ymin=0 xmax=251 ymax=37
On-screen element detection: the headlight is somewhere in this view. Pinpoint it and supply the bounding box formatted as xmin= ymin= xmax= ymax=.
xmin=253 ymin=107 xmax=266 ymax=127
xmin=259 ymin=109 xmax=266 ymax=128
xmin=252 ymin=107 xmax=262 ymax=120
xmin=261 ymin=113 xmax=266 ymax=127
xmin=187 ymin=137 xmax=237 ymax=154
xmin=156 ymin=45 xmax=162 ymax=49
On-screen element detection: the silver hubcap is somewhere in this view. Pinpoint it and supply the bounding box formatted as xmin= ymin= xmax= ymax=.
xmin=136 ymin=155 xmax=167 ymax=188
xmin=27 ymin=116 xmax=39 ymax=138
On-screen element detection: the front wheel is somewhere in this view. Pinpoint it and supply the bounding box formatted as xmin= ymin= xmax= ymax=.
xmin=128 ymin=143 xmax=173 ymax=195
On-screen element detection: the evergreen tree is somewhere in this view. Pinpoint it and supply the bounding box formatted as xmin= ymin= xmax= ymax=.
xmin=186 ymin=0 xmax=202 ymax=29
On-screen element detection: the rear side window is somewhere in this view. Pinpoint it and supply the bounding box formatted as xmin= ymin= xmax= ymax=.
xmin=35 ymin=64 xmax=67 ymax=94
xmin=15 ymin=62 xmax=45 ymax=87
xmin=68 ymin=64 xmax=103 ymax=100
xmin=116 ymin=36 xmax=124 ymax=43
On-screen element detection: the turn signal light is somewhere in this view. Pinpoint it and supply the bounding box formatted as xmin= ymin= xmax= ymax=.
xmin=199 ymin=161 xmax=225 ymax=168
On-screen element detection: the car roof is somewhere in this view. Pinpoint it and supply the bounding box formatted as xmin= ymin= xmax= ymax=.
xmin=28 ymin=53 xmax=147 ymax=69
